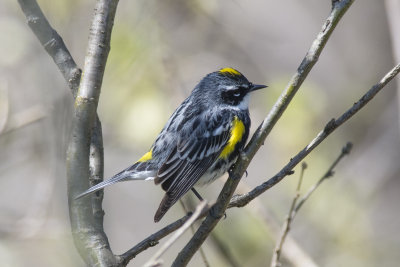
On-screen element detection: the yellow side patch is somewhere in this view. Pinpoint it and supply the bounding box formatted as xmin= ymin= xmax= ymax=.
xmin=219 ymin=117 xmax=245 ymax=159
xmin=219 ymin=67 xmax=241 ymax=76
xmin=137 ymin=148 xmax=153 ymax=162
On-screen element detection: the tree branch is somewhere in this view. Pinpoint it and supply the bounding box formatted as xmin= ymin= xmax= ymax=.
xmin=116 ymin=203 xmax=212 ymax=266
xmin=293 ymin=142 xmax=352 ymax=216
xmin=172 ymin=1 xmax=355 ymax=265
xmin=144 ymin=202 xmax=208 ymax=267
xmin=271 ymin=142 xmax=352 ymax=267
xmin=89 ymin=118 xmax=106 ymax=230
xmin=232 ymin=179 xmax=319 ymax=267
xmin=270 ymin=163 xmax=307 ymax=267
xmin=229 ymin=63 xmax=400 ymax=209
xmin=17 ymin=0 xmax=81 ymax=95
xmin=66 ymin=0 xmax=119 ymax=265
xmin=384 ymin=0 xmax=400 ymax=134
xmin=115 ymin=66 xmax=396 ymax=265
xmin=179 ymin=200 xmax=210 ymax=267
xmin=18 ymin=0 xmax=113 ymax=265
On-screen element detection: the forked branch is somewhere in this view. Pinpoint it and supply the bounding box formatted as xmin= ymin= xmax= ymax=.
xmin=271 ymin=142 xmax=353 ymax=267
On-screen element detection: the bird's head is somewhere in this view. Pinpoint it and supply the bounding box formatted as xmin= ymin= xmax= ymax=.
xmin=193 ymin=67 xmax=267 ymax=110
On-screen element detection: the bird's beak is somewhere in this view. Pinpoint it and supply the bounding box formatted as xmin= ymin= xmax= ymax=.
xmin=250 ymin=84 xmax=268 ymax=92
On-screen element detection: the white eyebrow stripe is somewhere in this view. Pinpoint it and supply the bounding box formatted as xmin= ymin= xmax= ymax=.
xmin=223 ymin=85 xmax=237 ymax=91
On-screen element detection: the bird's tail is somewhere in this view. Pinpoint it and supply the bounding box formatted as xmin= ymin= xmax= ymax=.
xmin=154 ymin=193 xmax=175 ymax=222
xmin=75 ymin=164 xmax=155 ymax=200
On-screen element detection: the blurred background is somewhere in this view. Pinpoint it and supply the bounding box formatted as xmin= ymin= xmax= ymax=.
xmin=1 ymin=0 xmax=399 ymax=266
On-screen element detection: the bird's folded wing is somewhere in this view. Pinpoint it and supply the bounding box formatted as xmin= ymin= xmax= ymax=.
xmin=154 ymin=112 xmax=232 ymax=221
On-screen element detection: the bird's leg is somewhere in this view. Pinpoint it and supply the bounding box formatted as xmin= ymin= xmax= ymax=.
xmin=191 ymin=188 xmax=227 ymax=219
xmin=191 ymin=188 xmax=204 ymax=201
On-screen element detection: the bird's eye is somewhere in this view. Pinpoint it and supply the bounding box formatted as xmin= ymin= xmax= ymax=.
xmin=221 ymin=87 xmax=245 ymax=104
xmin=233 ymin=91 xmax=241 ymax=97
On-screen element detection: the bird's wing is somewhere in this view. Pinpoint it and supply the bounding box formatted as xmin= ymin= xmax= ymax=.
xmin=154 ymin=111 xmax=234 ymax=222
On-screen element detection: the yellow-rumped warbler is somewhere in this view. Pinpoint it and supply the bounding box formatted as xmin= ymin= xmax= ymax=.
xmin=76 ymin=68 xmax=266 ymax=222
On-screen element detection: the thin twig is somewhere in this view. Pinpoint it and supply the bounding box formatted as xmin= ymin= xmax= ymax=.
xmin=171 ymin=1 xmax=355 ymax=265
xmin=232 ymin=178 xmax=319 ymax=267
xmin=293 ymin=142 xmax=352 ymax=217
xmin=270 ymin=163 xmax=307 ymax=267
xmin=271 ymin=142 xmax=352 ymax=267
xmin=17 ymin=0 xmax=81 ymax=94
xmin=180 ymin=200 xmax=210 ymax=267
xmin=384 ymin=0 xmax=400 ymax=134
xmin=184 ymin=192 xmax=237 ymax=267
xmin=116 ymin=203 xmax=213 ymax=266
xmin=144 ymin=201 xmax=208 ymax=267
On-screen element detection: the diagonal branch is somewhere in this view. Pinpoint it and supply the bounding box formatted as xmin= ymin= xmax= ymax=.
xmin=144 ymin=202 xmax=208 ymax=267
xmin=116 ymin=203 xmax=212 ymax=266
xmin=117 ymin=62 xmax=399 ymax=264
xmin=179 ymin=200 xmax=211 ymax=267
xmin=172 ymin=1 xmax=355 ymax=265
xmin=384 ymin=0 xmax=400 ymax=134
xmin=229 ymin=63 xmax=400 ymax=208
xmin=17 ymin=0 xmax=81 ymax=95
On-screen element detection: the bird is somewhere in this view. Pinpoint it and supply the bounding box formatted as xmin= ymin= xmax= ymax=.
xmin=75 ymin=67 xmax=266 ymax=222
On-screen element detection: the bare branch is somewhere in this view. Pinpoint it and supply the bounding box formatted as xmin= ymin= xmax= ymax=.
xmin=293 ymin=142 xmax=352 ymax=217
xmin=271 ymin=142 xmax=352 ymax=267
xmin=228 ymin=177 xmax=317 ymax=267
xmin=17 ymin=0 xmax=81 ymax=94
xmin=18 ymin=1 xmax=110 ymax=259
xmin=243 ymin=0 xmax=354 ymax=163
xmin=180 ymin=200 xmax=210 ymax=267
xmin=144 ymin=201 xmax=208 ymax=267
xmin=66 ymin=0 xmax=119 ymax=265
xmin=229 ymin=64 xmax=399 ymax=208
xmin=270 ymin=163 xmax=307 ymax=267
xmin=117 ymin=203 xmax=212 ymax=266
xmin=384 ymin=0 xmax=400 ymax=134
xmin=18 ymin=0 xmax=115 ymax=265
xmin=172 ymin=1 xmax=355 ymax=265
xmin=232 ymin=178 xmax=319 ymax=267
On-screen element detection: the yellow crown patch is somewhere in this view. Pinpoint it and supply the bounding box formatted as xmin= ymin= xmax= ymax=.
xmin=219 ymin=67 xmax=241 ymax=76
